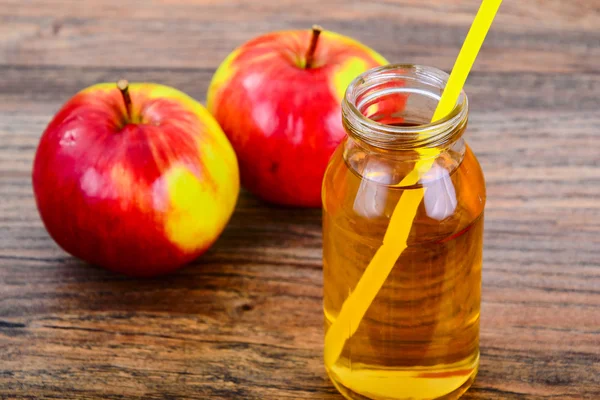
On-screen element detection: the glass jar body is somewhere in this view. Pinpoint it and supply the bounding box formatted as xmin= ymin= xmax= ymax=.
xmin=322 ymin=65 xmax=486 ymax=400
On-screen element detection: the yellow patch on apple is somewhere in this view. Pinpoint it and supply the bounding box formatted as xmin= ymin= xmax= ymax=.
xmin=163 ymin=166 xmax=222 ymax=252
xmin=207 ymin=48 xmax=242 ymax=112
xmin=330 ymin=57 xmax=371 ymax=102
xmin=163 ymin=135 xmax=239 ymax=252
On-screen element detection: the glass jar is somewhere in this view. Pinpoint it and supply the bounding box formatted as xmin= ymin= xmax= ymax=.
xmin=322 ymin=64 xmax=486 ymax=400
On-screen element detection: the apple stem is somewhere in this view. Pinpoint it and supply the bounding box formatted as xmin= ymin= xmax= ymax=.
xmin=305 ymin=25 xmax=323 ymax=69
xmin=117 ymin=79 xmax=132 ymax=121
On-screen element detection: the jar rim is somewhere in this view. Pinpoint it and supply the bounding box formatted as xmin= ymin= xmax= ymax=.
xmin=342 ymin=64 xmax=469 ymax=150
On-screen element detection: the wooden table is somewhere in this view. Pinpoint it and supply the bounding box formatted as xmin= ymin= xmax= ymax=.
xmin=1 ymin=1 xmax=599 ymax=398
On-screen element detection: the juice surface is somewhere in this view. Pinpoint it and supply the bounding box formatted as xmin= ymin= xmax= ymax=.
xmin=322 ymin=139 xmax=486 ymax=400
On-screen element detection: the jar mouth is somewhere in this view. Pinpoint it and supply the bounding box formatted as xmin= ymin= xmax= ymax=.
xmin=342 ymin=64 xmax=468 ymax=150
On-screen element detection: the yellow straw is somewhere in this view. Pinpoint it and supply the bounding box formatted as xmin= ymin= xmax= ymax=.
xmin=324 ymin=0 xmax=503 ymax=370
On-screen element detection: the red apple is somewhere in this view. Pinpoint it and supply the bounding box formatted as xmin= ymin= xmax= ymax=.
xmin=32 ymin=81 xmax=239 ymax=277
xmin=207 ymin=27 xmax=387 ymax=207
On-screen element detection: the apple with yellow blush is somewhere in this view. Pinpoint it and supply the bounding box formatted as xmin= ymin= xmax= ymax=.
xmin=207 ymin=27 xmax=388 ymax=207
xmin=32 ymin=81 xmax=239 ymax=277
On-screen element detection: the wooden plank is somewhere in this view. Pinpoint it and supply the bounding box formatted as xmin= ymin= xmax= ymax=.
xmin=0 ymin=1 xmax=598 ymax=72
xmin=1 ymin=66 xmax=600 ymax=112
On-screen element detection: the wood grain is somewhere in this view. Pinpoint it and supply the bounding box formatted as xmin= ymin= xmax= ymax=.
xmin=1 ymin=0 xmax=599 ymax=399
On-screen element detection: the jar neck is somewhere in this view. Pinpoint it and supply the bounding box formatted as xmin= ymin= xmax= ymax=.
xmin=342 ymin=64 xmax=469 ymax=152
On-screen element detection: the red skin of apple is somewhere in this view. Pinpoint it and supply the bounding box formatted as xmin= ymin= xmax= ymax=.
xmin=32 ymin=83 xmax=239 ymax=277
xmin=207 ymin=29 xmax=388 ymax=207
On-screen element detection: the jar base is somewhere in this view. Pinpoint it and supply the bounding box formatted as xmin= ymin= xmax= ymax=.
xmin=326 ymin=354 xmax=479 ymax=400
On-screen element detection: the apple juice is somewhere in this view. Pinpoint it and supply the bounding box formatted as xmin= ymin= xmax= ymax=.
xmin=322 ymin=65 xmax=486 ymax=400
